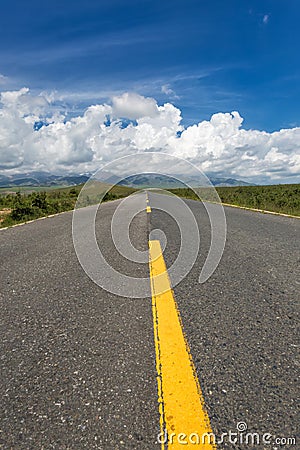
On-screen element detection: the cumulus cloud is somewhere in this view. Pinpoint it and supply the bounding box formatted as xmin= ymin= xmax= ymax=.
xmin=0 ymin=87 xmax=299 ymax=183
xmin=1 ymin=87 xmax=49 ymax=117
xmin=112 ymin=92 xmax=159 ymax=120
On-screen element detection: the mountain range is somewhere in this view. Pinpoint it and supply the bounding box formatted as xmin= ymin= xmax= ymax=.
xmin=0 ymin=171 xmax=253 ymax=189
xmin=116 ymin=173 xmax=253 ymax=188
xmin=0 ymin=171 xmax=90 ymax=188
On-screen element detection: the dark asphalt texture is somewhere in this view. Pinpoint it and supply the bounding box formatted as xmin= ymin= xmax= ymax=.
xmin=0 ymin=192 xmax=299 ymax=449
xmin=0 ymin=198 xmax=158 ymax=449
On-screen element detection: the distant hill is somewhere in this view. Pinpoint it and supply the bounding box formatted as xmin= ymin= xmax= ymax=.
xmin=209 ymin=177 xmax=253 ymax=187
xmin=117 ymin=173 xmax=253 ymax=188
xmin=0 ymin=171 xmax=89 ymax=188
xmin=0 ymin=171 xmax=252 ymax=188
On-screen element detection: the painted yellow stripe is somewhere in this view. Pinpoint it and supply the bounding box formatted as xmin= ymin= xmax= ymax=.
xmin=147 ymin=206 xmax=152 ymax=213
xmin=149 ymin=240 xmax=215 ymax=449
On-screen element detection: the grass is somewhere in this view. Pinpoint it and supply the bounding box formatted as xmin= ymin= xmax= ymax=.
xmin=168 ymin=184 xmax=300 ymax=217
xmin=0 ymin=183 xmax=136 ymax=228
xmin=0 ymin=185 xmax=71 ymax=194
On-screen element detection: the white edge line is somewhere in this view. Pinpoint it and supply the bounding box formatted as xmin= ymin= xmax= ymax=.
xmin=0 ymin=209 xmax=72 ymax=231
xmin=205 ymin=201 xmax=300 ymax=219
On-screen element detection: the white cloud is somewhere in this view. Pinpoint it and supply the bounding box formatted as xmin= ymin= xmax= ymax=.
xmin=112 ymin=92 xmax=159 ymax=120
xmin=0 ymin=87 xmax=50 ymax=118
xmin=0 ymin=74 xmax=9 ymax=85
xmin=161 ymin=84 xmax=179 ymax=99
xmin=0 ymin=87 xmax=299 ymax=183
xmin=263 ymin=14 xmax=269 ymax=24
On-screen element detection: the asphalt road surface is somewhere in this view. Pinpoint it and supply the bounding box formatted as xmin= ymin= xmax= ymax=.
xmin=0 ymin=191 xmax=299 ymax=449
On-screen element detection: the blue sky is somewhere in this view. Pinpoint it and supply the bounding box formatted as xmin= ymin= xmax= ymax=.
xmin=0 ymin=0 xmax=299 ymax=131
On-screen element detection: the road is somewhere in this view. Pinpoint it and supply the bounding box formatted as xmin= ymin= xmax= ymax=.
xmin=0 ymin=191 xmax=299 ymax=449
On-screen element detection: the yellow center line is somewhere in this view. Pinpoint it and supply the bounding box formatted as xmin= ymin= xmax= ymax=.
xmin=147 ymin=205 xmax=152 ymax=213
xmin=149 ymin=240 xmax=215 ymax=449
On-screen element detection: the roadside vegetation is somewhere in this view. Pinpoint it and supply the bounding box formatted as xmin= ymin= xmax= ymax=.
xmin=1 ymin=182 xmax=299 ymax=228
xmin=169 ymin=184 xmax=300 ymax=216
xmin=0 ymin=184 xmax=136 ymax=228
